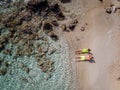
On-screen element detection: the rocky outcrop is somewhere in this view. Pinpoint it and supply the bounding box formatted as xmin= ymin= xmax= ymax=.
xmin=27 ymin=0 xmax=49 ymax=13
xmin=0 ymin=0 xmax=77 ymax=79
xmin=59 ymin=0 xmax=71 ymax=3
xmin=38 ymin=59 xmax=54 ymax=73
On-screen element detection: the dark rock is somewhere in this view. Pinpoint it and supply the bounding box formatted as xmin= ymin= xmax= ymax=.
xmin=80 ymin=27 xmax=85 ymax=31
xmin=14 ymin=18 xmax=23 ymax=25
xmin=43 ymin=22 xmax=53 ymax=33
xmin=27 ymin=0 xmax=49 ymax=13
xmin=23 ymin=47 xmax=33 ymax=56
xmin=37 ymin=46 xmax=42 ymax=52
xmin=0 ymin=36 xmax=8 ymax=44
xmin=21 ymin=77 xmax=28 ymax=83
xmin=39 ymin=52 xmax=45 ymax=58
xmin=48 ymin=47 xmax=57 ymax=55
xmin=2 ymin=15 xmax=14 ymax=24
xmin=51 ymin=20 xmax=59 ymax=26
xmin=0 ymin=57 xmax=4 ymax=67
xmin=59 ymin=0 xmax=71 ymax=3
xmin=38 ymin=60 xmax=44 ymax=66
xmin=49 ymin=33 xmax=59 ymax=41
xmin=0 ymin=44 xmax=5 ymax=51
xmin=68 ymin=24 xmax=76 ymax=31
xmin=2 ymin=12 xmax=19 ymax=28
xmin=106 ymin=7 xmax=112 ymax=14
xmin=38 ymin=59 xmax=54 ymax=73
xmin=23 ymin=66 xmax=30 ymax=73
xmin=68 ymin=19 xmax=78 ymax=31
xmin=21 ymin=24 xmax=33 ymax=35
xmin=41 ymin=44 xmax=49 ymax=53
xmin=73 ymin=19 xmax=78 ymax=24
xmin=46 ymin=73 xmax=52 ymax=80
xmin=99 ymin=0 xmax=103 ymax=2
xmin=0 ymin=1 xmax=6 ymax=6
xmin=9 ymin=28 xmax=16 ymax=33
xmin=3 ymin=61 xmax=10 ymax=67
xmin=41 ymin=60 xmax=54 ymax=73
xmin=22 ymin=29 xmax=33 ymax=35
xmin=11 ymin=37 xmax=20 ymax=44
xmin=61 ymin=24 xmax=69 ymax=32
xmin=48 ymin=60 xmax=54 ymax=66
xmin=3 ymin=49 xmax=11 ymax=55
xmin=117 ymin=77 xmax=120 ymax=80
xmin=6 ymin=0 xmax=12 ymax=3
xmin=42 ymin=66 xmax=48 ymax=73
xmin=20 ymin=11 xmax=32 ymax=21
xmin=50 ymin=3 xmax=65 ymax=20
xmin=0 ymin=61 xmax=2 ymax=67
xmin=0 ymin=69 xmax=7 ymax=75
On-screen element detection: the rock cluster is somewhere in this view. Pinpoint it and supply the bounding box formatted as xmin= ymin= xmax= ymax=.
xmin=0 ymin=0 xmax=75 ymax=78
xmin=22 ymin=65 xmax=30 ymax=73
xmin=0 ymin=0 xmax=64 ymax=78
xmin=61 ymin=19 xmax=78 ymax=32
xmin=26 ymin=0 xmax=65 ymax=20
xmin=59 ymin=0 xmax=71 ymax=3
xmin=38 ymin=59 xmax=54 ymax=73
xmin=0 ymin=57 xmax=10 ymax=76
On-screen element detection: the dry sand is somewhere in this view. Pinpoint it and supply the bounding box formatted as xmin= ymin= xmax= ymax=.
xmin=62 ymin=0 xmax=120 ymax=90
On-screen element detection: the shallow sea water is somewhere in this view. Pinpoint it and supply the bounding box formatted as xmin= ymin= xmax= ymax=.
xmin=0 ymin=36 xmax=75 ymax=90
xmin=0 ymin=1 xmax=76 ymax=90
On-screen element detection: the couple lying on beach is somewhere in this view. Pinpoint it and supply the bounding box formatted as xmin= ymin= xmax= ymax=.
xmin=75 ymin=48 xmax=94 ymax=62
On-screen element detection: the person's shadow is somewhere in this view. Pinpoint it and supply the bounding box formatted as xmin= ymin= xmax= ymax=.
xmin=88 ymin=59 xmax=95 ymax=63
xmin=76 ymin=59 xmax=95 ymax=63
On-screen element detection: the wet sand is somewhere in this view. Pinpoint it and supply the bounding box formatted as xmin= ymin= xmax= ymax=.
xmin=63 ymin=0 xmax=120 ymax=90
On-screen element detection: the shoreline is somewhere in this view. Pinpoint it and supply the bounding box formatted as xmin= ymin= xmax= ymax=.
xmin=63 ymin=0 xmax=120 ymax=90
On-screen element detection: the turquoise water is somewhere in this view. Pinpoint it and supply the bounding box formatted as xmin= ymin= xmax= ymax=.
xmin=0 ymin=35 xmax=75 ymax=90
xmin=0 ymin=1 xmax=76 ymax=90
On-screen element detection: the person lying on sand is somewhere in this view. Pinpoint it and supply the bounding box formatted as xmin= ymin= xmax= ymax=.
xmin=76 ymin=54 xmax=93 ymax=61
xmin=75 ymin=48 xmax=91 ymax=54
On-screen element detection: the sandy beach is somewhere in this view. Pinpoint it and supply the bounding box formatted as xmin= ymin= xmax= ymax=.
xmin=63 ymin=0 xmax=120 ymax=90
xmin=1 ymin=0 xmax=120 ymax=90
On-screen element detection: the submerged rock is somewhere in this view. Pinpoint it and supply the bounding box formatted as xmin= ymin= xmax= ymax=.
xmin=20 ymin=64 xmax=30 ymax=73
xmin=51 ymin=20 xmax=59 ymax=26
xmin=3 ymin=49 xmax=12 ymax=55
xmin=43 ymin=22 xmax=53 ymax=33
xmin=23 ymin=66 xmax=30 ymax=73
xmin=3 ymin=61 xmax=10 ymax=68
xmin=49 ymin=32 xmax=59 ymax=41
xmin=0 ymin=44 xmax=5 ymax=51
xmin=0 ymin=0 xmax=64 ymax=77
xmin=21 ymin=77 xmax=28 ymax=83
xmin=41 ymin=44 xmax=49 ymax=53
xmin=0 ymin=57 xmax=4 ymax=67
xmin=38 ymin=59 xmax=54 ymax=73
xmin=27 ymin=0 xmax=49 ymax=13
xmin=59 ymin=0 xmax=71 ymax=3
xmin=50 ymin=3 xmax=65 ymax=20
xmin=48 ymin=47 xmax=57 ymax=55
xmin=0 ymin=69 xmax=7 ymax=75
xmin=19 ymin=10 xmax=32 ymax=21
